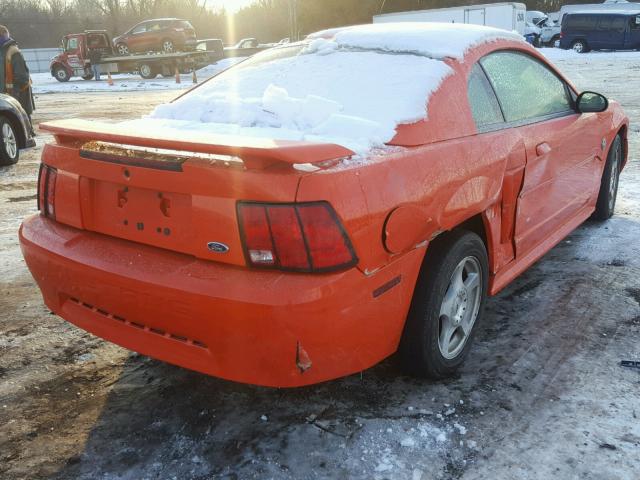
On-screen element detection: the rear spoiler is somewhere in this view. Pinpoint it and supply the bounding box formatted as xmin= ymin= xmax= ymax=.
xmin=39 ymin=119 xmax=354 ymax=170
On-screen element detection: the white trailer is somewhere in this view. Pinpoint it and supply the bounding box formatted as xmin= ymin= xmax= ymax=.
xmin=373 ymin=2 xmax=527 ymax=35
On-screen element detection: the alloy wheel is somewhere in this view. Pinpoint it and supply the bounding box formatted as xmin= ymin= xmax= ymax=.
xmin=438 ymin=256 xmax=482 ymax=359
xmin=163 ymin=40 xmax=174 ymax=52
xmin=2 ymin=122 xmax=17 ymax=159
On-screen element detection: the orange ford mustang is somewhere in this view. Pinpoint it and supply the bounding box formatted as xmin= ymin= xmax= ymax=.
xmin=20 ymin=25 xmax=628 ymax=387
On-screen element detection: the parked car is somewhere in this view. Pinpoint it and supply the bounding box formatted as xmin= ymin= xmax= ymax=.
xmin=195 ymin=38 xmax=224 ymax=64
xmin=0 ymin=93 xmax=35 ymax=165
xmin=560 ymin=10 xmax=640 ymax=52
xmin=21 ymin=24 xmax=628 ymax=387
xmin=528 ymin=12 xmax=562 ymax=46
xmin=112 ymin=18 xmax=197 ymax=55
xmin=538 ymin=17 xmax=561 ymax=46
xmin=223 ymin=37 xmax=271 ymax=58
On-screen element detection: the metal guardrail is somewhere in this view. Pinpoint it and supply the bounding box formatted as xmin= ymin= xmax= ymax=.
xmin=23 ymin=48 xmax=61 ymax=74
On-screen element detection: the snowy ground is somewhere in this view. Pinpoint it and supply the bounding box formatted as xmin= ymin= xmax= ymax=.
xmin=0 ymin=50 xmax=639 ymax=480
xmin=31 ymin=58 xmax=243 ymax=94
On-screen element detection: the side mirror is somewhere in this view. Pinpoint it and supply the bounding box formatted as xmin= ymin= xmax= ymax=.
xmin=576 ymin=91 xmax=608 ymax=113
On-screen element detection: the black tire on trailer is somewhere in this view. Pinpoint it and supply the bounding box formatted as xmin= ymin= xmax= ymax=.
xmin=592 ymin=135 xmax=622 ymax=221
xmin=0 ymin=116 xmax=19 ymax=166
xmin=138 ymin=62 xmax=158 ymax=79
xmin=399 ymin=230 xmax=489 ymax=379
xmin=53 ymin=65 xmax=70 ymax=82
xmin=571 ymin=39 xmax=589 ymax=53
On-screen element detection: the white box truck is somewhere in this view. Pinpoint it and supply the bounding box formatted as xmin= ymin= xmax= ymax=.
xmin=373 ymin=2 xmax=527 ymax=35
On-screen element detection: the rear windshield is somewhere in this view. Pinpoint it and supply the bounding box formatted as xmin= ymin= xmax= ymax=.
xmin=148 ymin=40 xmax=452 ymax=153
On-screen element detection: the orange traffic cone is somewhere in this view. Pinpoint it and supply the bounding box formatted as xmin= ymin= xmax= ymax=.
xmin=175 ymin=66 xmax=181 ymax=84
xmin=192 ymin=69 xmax=197 ymax=84
xmin=107 ymin=71 xmax=114 ymax=86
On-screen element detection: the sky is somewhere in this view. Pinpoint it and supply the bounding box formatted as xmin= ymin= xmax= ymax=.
xmin=209 ymin=0 xmax=257 ymax=13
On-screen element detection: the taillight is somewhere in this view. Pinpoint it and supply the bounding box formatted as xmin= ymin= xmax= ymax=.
xmin=37 ymin=163 xmax=57 ymax=219
xmin=237 ymin=202 xmax=358 ymax=273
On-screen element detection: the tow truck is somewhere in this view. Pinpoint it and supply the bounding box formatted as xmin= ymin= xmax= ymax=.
xmin=50 ymin=30 xmax=219 ymax=82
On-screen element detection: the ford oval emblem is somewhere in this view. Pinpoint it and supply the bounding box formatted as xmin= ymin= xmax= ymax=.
xmin=207 ymin=241 xmax=229 ymax=253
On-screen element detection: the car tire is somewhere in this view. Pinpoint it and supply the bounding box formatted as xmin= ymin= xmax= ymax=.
xmin=53 ymin=66 xmax=70 ymax=82
xmin=0 ymin=116 xmax=20 ymax=166
xmin=162 ymin=39 xmax=175 ymax=53
xmin=138 ymin=63 xmax=158 ymax=79
xmin=592 ymin=135 xmax=622 ymax=221
xmin=399 ymin=230 xmax=488 ymax=379
xmin=571 ymin=39 xmax=589 ymax=53
xmin=82 ymin=73 xmax=94 ymax=80
xmin=550 ymin=35 xmax=560 ymax=47
xmin=116 ymin=43 xmax=129 ymax=55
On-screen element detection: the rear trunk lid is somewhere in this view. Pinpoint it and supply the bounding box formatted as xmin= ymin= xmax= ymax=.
xmin=40 ymin=119 xmax=353 ymax=267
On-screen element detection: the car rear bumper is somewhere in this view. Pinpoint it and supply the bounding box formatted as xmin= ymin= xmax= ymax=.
xmin=19 ymin=215 xmax=422 ymax=387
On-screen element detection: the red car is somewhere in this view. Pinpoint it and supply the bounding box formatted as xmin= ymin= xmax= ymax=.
xmin=20 ymin=24 xmax=628 ymax=387
xmin=112 ymin=18 xmax=196 ymax=55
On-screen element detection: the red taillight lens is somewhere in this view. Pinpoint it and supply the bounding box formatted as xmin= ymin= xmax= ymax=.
xmin=37 ymin=163 xmax=57 ymax=219
xmin=237 ymin=202 xmax=357 ymax=273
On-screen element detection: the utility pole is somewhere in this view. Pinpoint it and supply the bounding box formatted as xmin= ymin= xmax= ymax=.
xmin=288 ymin=0 xmax=298 ymax=41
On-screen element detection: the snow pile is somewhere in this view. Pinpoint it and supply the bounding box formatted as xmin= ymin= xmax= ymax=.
xmin=312 ymin=22 xmax=526 ymax=59
xmin=137 ymin=23 xmax=523 ymax=154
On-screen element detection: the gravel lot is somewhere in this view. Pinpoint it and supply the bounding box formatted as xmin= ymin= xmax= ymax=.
xmin=1 ymin=51 xmax=639 ymax=480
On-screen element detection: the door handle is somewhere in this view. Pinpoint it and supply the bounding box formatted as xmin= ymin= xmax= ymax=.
xmin=536 ymin=142 xmax=551 ymax=156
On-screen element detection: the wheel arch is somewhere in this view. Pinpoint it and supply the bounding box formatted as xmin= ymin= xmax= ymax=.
xmin=616 ymin=124 xmax=628 ymax=168
xmin=50 ymin=62 xmax=70 ymax=76
xmin=436 ymin=203 xmax=507 ymax=274
xmin=430 ymin=210 xmax=498 ymax=274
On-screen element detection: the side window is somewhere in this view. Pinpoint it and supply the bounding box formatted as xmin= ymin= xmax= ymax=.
xmin=66 ymin=37 xmax=78 ymax=51
xmin=480 ymin=51 xmax=573 ymax=123
xmin=131 ymin=24 xmax=147 ymax=34
xmin=611 ymin=17 xmax=626 ymax=32
xmin=586 ymin=16 xmax=598 ymax=30
xmin=598 ymin=16 xmax=613 ymax=31
xmin=567 ymin=15 xmax=597 ymax=30
xmin=467 ymin=64 xmax=504 ymax=129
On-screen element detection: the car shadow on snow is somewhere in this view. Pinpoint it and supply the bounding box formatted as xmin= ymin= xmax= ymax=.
xmin=50 ymin=217 xmax=640 ymax=480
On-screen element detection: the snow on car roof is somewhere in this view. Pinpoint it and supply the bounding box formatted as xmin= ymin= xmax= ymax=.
xmin=125 ymin=23 xmax=525 ymax=156
xmin=309 ymin=22 xmax=526 ymax=59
